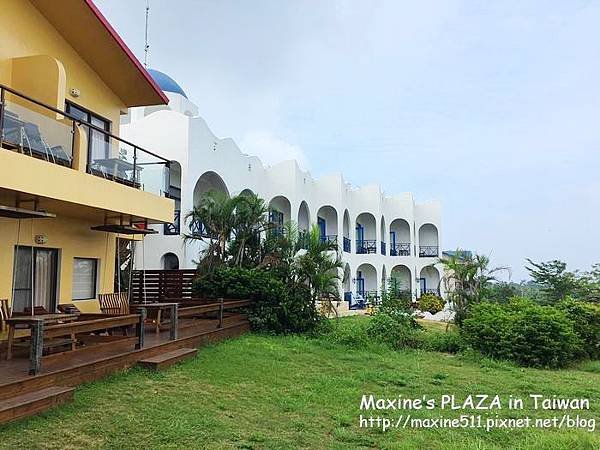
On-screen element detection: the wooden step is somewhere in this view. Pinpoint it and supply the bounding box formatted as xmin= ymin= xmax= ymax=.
xmin=0 ymin=386 xmax=75 ymax=424
xmin=138 ymin=347 xmax=197 ymax=371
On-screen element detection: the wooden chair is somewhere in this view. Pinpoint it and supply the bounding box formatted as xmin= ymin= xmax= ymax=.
xmin=98 ymin=293 xmax=130 ymax=315
xmin=0 ymin=299 xmax=10 ymax=332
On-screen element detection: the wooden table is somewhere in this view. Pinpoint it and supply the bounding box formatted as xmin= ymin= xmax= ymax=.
xmin=5 ymin=313 xmax=80 ymax=362
xmin=130 ymin=303 xmax=178 ymax=339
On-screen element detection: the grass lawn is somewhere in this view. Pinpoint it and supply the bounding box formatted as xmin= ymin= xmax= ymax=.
xmin=1 ymin=321 xmax=598 ymax=449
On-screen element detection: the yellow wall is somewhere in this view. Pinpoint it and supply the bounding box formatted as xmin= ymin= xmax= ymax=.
xmin=0 ymin=214 xmax=119 ymax=314
xmin=0 ymin=0 xmax=172 ymax=312
xmin=0 ymin=0 xmax=124 ymax=131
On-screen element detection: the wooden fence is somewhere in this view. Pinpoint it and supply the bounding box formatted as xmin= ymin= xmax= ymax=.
xmin=130 ymin=269 xmax=197 ymax=303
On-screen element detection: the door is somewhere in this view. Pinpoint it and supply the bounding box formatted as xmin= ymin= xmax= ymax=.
xmin=356 ymin=271 xmax=365 ymax=298
xmin=12 ymin=246 xmax=59 ymax=313
xmin=419 ymin=277 xmax=427 ymax=295
xmin=389 ymin=231 xmax=396 ymax=255
xmin=317 ymin=217 xmax=326 ymax=240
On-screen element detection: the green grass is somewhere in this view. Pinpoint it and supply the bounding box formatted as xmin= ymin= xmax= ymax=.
xmin=0 ymin=326 xmax=598 ymax=449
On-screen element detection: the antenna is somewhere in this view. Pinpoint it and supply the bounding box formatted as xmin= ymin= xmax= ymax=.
xmin=144 ymin=0 xmax=150 ymax=67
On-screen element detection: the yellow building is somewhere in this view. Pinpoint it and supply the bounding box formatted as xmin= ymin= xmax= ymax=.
xmin=0 ymin=0 xmax=173 ymax=313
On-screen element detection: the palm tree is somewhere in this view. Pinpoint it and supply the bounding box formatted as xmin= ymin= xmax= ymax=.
xmin=440 ymin=250 xmax=509 ymax=326
xmin=294 ymin=225 xmax=344 ymax=304
xmin=184 ymin=190 xmax=241 ymax=271
xmin=230 ymin=193 xmax=269 ymax=267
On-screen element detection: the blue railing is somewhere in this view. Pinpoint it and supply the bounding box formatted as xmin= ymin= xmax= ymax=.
xmin=356 ymin=239 xmax=377 ymax=254
xmin=419 ymin=246 xmax=439 ymax=257
xmin=164 ymin=209 xmax=181 ymax=235
xmin=343 ymin=237 xmax=351 ymax=253
xmin=391 ymin=242 xmax=411 ymax=256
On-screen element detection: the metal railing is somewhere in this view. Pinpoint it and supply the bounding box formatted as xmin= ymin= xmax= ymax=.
xmin=189 ymin=219 xmax=211 ymax=238
xmin=320 ymin=234 xmax=338 ymax=245
xmin=0 ymin=83 xmax=170 ymax=196
xmin=343 ymin=237 xmax=351 ymax=253
xmin=356 ymin=239 xmax=377 ymax=254
xmin=164 ymin=210 xmax=181 ymax=235
xmin=419 ymin=245 xmax=439 ymax=257
xmin=391 ymin=242 xmax=411 ymax=256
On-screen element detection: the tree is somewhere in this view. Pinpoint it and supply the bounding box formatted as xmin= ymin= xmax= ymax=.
xmin=440 ymin=250 xmax=509 ymax=327
xmin=294 ymin=225 xmax=343 ymax=304
xmin=525 ymin=259 xmax=580 ymax=304
xmin=184 ymin=190 xmax=242 ymax=272
xmin=229 ymin=193 xmax=269 ymax=267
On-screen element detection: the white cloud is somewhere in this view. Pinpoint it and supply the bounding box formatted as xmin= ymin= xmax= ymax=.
xmin=241 ymin=130 xmax=310 ymax=171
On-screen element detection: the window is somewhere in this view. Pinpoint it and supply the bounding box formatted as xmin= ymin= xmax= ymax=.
xmin=65 ymin=102 xmax=111 ymax=163
xmin=72 ymin=258 xmax=98 ymax=300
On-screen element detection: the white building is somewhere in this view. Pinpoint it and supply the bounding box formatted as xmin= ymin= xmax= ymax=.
xmin=122 ymin=70 xmax=444 ymax=304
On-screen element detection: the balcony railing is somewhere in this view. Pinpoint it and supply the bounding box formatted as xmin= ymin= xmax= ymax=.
xmin=343 ymin=237 xmax=351 ymax=253
xmin=391 ymin=243 xmax=411 ymax=256
xmin=356 ymin=239 xmax=377 ymax=254
xmin=419 ymin=245 xmax=439 ymax=257
xmin=189 ymin=219 xmax=211 ymax=238
xmin=164 ymin=209 xmax=181 ymax=235
xmin=320 ymin=234 xmax=338 ymax=245
xmin=0 ymin=84 xmax=170 ymax=196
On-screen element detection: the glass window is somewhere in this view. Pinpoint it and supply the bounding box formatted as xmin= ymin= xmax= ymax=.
xmin=72 ymin=258 xmax=98 ymax=300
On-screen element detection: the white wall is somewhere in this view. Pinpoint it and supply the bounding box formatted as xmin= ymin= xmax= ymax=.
xmin=122 ymin=89 xmax=445 ymax=300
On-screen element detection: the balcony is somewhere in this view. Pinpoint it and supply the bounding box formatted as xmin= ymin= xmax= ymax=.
xmin=0 ymin=84 xmax=169 ymax=197
xmin=391 ymin=243 xmax=411 ymax=256
xmin=164 ymin=210 xmax=181 ymax=235
xmin=419 ymin=246 xmax=439 ymax=257
xmin=356 ymin=239 xmax=377 ymax=254
xmin=189 ymin=219 xmax=211 ymax=238
xmin=343 ymin=237 xmax=351 ymax=253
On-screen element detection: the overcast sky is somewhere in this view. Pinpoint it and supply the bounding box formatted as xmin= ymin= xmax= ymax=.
xmin=95 ymin=0 xmax=600 ymax=280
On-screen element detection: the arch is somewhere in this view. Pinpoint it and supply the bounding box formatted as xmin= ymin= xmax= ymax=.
xmin=355 ymin=212 xmax=376 ymax=254
xmin=297 ymin=201 xmax=310 ymax=233
xmin=390 ymin=264 xmax=412 ymax=293
xmin=193 ymin=171 xmax=229 ymax=207
xmin=343 ymin=263 xmax=352 ymax=294
xmin=239 ymin=188 xmax=255 ymax=197
xmin=390 ymin=218 xmax=411 ymax=256
xmin=380 ymin=215 xmax=386 ymax=255
xmin=342 ymin=209 xmax=351 ymax=252
xmin=356 ymin=263 xmax=378 ymax=299
xmin=418 ymin=223 xmax=439 ymax=257
xmin=317 ymin=205 xmax=338 ymax=243
xmin=268 ymin=195 xmax=292 ymax=235
xmin=162 ymin=252 xmax=179 ymax=270
xmin=419 ymin=265 xmax=441 ymax=296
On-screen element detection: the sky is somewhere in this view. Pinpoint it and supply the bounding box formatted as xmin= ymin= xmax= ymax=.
xmin=95 ymin=0 xmax=600 ymax=280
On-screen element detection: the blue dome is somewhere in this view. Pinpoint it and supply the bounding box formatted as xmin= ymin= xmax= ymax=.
xmin=147 ymin=69 xmax=188 ymax=99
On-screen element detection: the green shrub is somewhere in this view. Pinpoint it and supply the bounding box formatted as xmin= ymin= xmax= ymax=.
xmin=462 ymin=299 xmax=582 ymax=368
xmin=418 ymin=293 xmax=445 ymax=314
xmin=417 ymin=330 xmax=465 ymax=353
xmin=366 ymin=312 xmax=421 ymax=350
xmin=380 ymin=289 xmax=412 ymax=314
xmin=556 ymin=298 xmax=600 ymax=360
xmin=192 ymin=266 xmax=320 ymax=334
xmin=324 ymin=317 xmax=371 ymax=349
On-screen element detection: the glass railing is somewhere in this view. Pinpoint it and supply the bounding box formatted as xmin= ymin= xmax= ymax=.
xmin=0 ymin=85 xmax=74 ymax=167
xmin=0 ymin=84 xmax=170 ymax=196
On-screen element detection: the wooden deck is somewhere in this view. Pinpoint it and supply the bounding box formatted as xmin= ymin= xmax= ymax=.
xmin=0 ymin=312 xmax=250 ymax=422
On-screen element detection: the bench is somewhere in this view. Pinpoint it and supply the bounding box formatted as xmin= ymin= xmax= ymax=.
xmin=98 ymin=293 xmax=130 ymax=315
